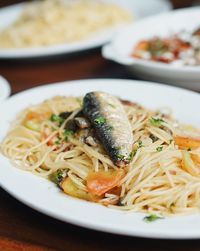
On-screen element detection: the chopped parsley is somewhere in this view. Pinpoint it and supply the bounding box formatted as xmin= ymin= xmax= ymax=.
xmin=49 ymin=169 xmax=65 ymax=185
xmin=55 ymin=139 xmax=61 ymax=145
xmin=116 ymin=154 xmax=125 ymax=160
xmin=149 ymin=117 xmax=165 ymax=127
xmin=156 ymin=146 xmax=163 ymax=152
xmin=50 ymin=114 xmax=64 ymax=124
xmin=127 ymin=150 xmax=137 ymax=161
xmin=63 ymin=130 xmax=74 ymax=141
xmin=138 ymin=140 xmax=144 ymax=148
xmin=117 ymin=150 xmax=137 ymax=162
xmin=143 ymin=214 xmax=164 ymax=223
xmin=94 ymin=117 xmax=106 ymax=125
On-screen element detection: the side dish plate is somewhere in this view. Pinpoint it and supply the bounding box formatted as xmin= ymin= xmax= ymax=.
xmin=102 ymin=7 xmax=200 ymax=90
xmin=0 ymin=0 xmax=171 ymax=58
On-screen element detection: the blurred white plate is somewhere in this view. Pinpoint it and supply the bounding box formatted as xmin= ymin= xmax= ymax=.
xmin=102 ymin=7 xmax=200 ymax=91
xmin=0 ymin=79 xmax=200 ymax=239
xmin=0 ymin=0 xmax=171 ymax=59
xmin=0 ymin=75 xmax=11 ymax=102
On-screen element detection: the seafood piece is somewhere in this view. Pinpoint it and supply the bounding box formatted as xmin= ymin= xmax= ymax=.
xmin=85 ymin=136 xmax=97 ymax=147
xmin=74 ymin=117 xmax=91 ymax=129
xmin=83 ymin=92 xmax=133 ymax=167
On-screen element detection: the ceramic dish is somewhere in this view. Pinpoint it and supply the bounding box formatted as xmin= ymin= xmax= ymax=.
xmin=0 ymin=79 xmax=200 ymax=239
xmin=0 ymin=0 xmax=171 ymax=59
xmin=0 ymin=75 xmax=11 ymax=102
xmin=102 ymin=7 xmax=200 ymax=91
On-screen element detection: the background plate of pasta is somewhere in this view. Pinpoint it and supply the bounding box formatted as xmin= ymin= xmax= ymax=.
xmin=0 ymin=0 xmax=171 ymax=58
xmin=0 ymin=79 xmax=200 ymax=239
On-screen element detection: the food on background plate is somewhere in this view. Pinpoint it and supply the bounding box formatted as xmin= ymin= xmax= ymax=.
xmin=132 ymin=27 xmax=200 ymax=66
xmin=1 ymin=91 xmax=200 ymax=216
xmin=0 ymin=0 xmax=132 ymax=48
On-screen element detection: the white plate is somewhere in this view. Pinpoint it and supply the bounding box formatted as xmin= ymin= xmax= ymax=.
xmin=0 ymin=79 xmax=200 ymax=239
xmin=0 ymin=0 xmax=171 ymax=59
xmin=102 ymin=7 xmax=200 ymax=91
xmin=0 ymin=75 xmax=11 ymax=102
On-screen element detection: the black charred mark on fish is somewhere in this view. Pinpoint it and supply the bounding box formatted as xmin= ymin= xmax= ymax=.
xmin=83 ymin=92 xmax=133 ymax=167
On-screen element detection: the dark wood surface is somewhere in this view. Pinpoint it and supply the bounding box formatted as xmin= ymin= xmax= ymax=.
xmin=0 ymin=49 xmax=127 ymax=94
xmin=1 ymin=1 xmax=200 ymax=251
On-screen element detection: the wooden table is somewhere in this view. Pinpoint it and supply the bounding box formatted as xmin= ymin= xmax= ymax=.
xmin=1 ymin=1 xmax=200 ymax=250
xmin=0 ymin=49 xmax=135 ymax=94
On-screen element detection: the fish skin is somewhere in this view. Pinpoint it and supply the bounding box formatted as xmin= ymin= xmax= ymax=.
xmin=83 ymin=92 xmax=133 ymax=167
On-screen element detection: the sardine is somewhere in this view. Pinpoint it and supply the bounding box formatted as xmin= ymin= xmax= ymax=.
xmin=74 ymin=117 xmax=91 ymax=129
xmin=83 ymin=92 xmax=133 ymax=167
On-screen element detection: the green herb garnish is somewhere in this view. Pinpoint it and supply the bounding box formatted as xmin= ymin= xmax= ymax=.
xmin=127 ymin=150 xmax=137 ymax=161
xmin=138 ymin=140 xmax=144 ymax=148
xmin=149 ymin=39 xmax=168 ymax=57
xmin=94 ymin=117 xmax=106 ymax=125
xmin=49 ymin=169 xmax=64 ymax=185
xmin=149 ymin=117 xmax=165 ymax=127
xmin=156 ymin=146 xmax=163 ymax=152
xmin=143 ymin=214 xmax=164 ymax=223
xmin=55 ymin=139 xmax=61 ymax=145
xmin=63 ymin=130 xmax=74 ymax=141
xmin=117 ymin=154 xmax=125 ymax=160
xmin=50 ymin=114 xmax=64 ymax=124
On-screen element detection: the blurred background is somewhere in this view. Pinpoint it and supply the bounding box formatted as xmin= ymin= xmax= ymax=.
xmin=0 ymin=0 xmax=196 ymax=8
xmin=0 ymin=0 xmax=199 ymax=94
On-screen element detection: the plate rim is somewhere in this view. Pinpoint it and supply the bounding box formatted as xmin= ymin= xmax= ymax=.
xmin=4 ymin=78 xmax=200 ymax=101
xmin=0 ymin=75 xmax=11 ymax=102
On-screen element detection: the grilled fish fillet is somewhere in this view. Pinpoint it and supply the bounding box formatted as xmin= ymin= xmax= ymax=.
xmin=83 ymin=91 xmax=133 ymax=167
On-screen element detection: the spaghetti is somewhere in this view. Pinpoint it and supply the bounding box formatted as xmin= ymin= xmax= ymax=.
xmin=1 ymin=95 xmax=200 ymax=216
xmin=0 ymin=0 xmax=132 ymax=48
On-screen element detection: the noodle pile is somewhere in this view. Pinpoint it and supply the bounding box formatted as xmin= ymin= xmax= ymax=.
xmin=0 ymin=0 xmax=132 ymax=48
xmin=1 ymin=96 xmax=200 ymax=216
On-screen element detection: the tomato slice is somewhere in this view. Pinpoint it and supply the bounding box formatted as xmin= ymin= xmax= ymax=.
xmin=87 ymin=169 xmax=124 ymax=196
xmin=174 ymin=135 xmax=200 ymax=150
